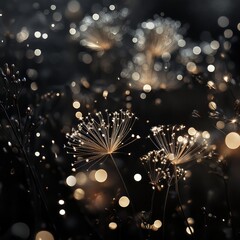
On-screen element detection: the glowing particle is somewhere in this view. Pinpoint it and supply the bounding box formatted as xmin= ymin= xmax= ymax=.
xmin=59 ymin=209 xmax=65 ymax=215
xmin=73 ymin=100 xmax=80 ymax=109
xmin=225 ymin=132 xmax=240 ymax=149
xmin=92 ymin=13 xmax=99 ymax=21
xmin=146 ymin=22 xmax=155 ymax=30
xmin=73 ymin=188 xmax=85 ymax=200
xmin=186 ymin=62 xmax=197 ymax=73
xmin=218 ymin=16 xmax=229 ymax=28
xmin=140 ymin=93 xmax=146 ymax=99
xmin=50 ymin=5 xmax=56 ymax=10
xmin=202 ymin=131 xmax=210 ymax=139
xmin=103 ymin=90 xmax=108 ymax=99
xmin=153 ymin=220 xmax=162 ymax=229
xmin=178 ymin=39 xmax=186 ymax=47
xmin=34 ymin=31 xmax=41 ymax=38
xmin=95 ymin=169 xmax=108 ymax=183
xmin=186 ymin=226 xmax=194 ymax=235
xmin=216 ymin=121 xmax=225 ymax=129
xmin=69 ymin=28 xmax=76 ymax=35
xmin=75 ymin=111 xmax=82 ymax=119
xmin=134 ymin=173 xmax=142 ymax=182
xmin=35 ymin=151 xmax=40 ymax=157
xmin=193 ymin=46 xmax=201 ymax=55
xmin=68 ymin=0 xmax=80 ymax=13
xmin=109 ymin=222 xmax=117 ymax=230
xmin=224 ymin=29 xmax=233 ymax=39
xmin=209 ymin=101 xmax=217 ymax=110
xmin=34 ymin=49 xmax=41 ymax=56
xmin=143 ymin=84 xmax=151 ymax=93
xmin=119 ymin=196 xmax=130 ymax=208
xmin=66 ymin=175 xmax=77 ymax=187
xmin=132 ymin=72 xmax=140 ymax=81
xmin=58 ymin=199 xmax=65 ymax=205
xmin=187 ymin=217 xmax=195 ymax=225
xmin=109 ymin=5 xmax=115 ymax=11
xmin=30 ymin=82 xmax=38 ymax=91
xmin=177 ymin=74 xmax=183 ymax=81
xmin=35 ymin=231 xmax=54 ymax=240
xmin=210 ymin=40 xmax=220 ymax=50
xmin=188 ymin=127 xmax=196 ymax=136
xmin=207 ymin=65 xmax=215 ymax=72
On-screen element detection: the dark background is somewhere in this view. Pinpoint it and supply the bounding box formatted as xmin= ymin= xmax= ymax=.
xmin=0 ymin=0 xmax=240 ymax=239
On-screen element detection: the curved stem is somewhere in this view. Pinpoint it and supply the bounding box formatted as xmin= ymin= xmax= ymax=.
xmin=174 ymin=165 xmax=194 ymax=238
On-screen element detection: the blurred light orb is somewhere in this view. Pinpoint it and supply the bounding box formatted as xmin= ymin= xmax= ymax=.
xmin=207 ymin=65 xmax=215 ymax=72
xmin=119 ymin=196 xmax=130 ymax=208
xmin=11 ymin=222 xmax=30 ymax=239
xmin=73 ymin=188 xmax=85 ymax=200
xmin=188 ymin=127 xmax=197 ymax=136
xmin=218 ymin=16 xmax=229 ymax=28
xmin=58 ymin=199 xmax=65 ymax=205
xmin=35 ymin=231 xmax=54 ymax=240
xmin=109 ymin=222 xmax=118 ymax=230
xmin=66 ymin=175 xmax=77 ymax=186
xmin=225 ymin=132 xmax=240 ymax=149
xmin=59 ymin=209 xmax=66 ymax=215
xmin=76 ymin=172 xmax=87 ymax=185
xmin=95 ymin=169 xmax=108 ymax=183
xmin=134 ymin=173 xmax=142 ymax=181
xmin=186 ymin=226 xmax=194 ymax=235
xmin=143 ymin=84 xmax=152 ymax=92
xmin=153 ymin=220 xmax=162 ymax=229
xmin=67 ymin=0 xmax=80 ymax=13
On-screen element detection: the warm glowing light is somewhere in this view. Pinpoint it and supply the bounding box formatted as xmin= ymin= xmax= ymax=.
xmin=35 ymin=231 xmax=54 ymax=240
xmin=119 ymin=196 xmax=130 ymax=208
xmin=109 ymin=222 xmax=118 ymax=230
xmin=225 ymin=132 xmax=240 ymax=149
xmin=186 ymin=226 xmax=194 ymax=235
xmin=73 ymin=188 xmax=85 ymax=200
xmin=73 ymin=101 xmax=80 ymax=109
xmin=153 ymin=220 xmax=162 ymax=229
xmin=95 ymin=169 xmax=108 ymax=183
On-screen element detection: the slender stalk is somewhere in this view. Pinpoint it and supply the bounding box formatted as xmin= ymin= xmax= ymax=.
xmin=110 ymin=154 xmax=133 ymax=210
xmin=223 ymin=179 xmax=236 ymax=239
xmin=162 ymin=176 xmax=173 ymax=240
xmin=109 ymin=154 xmax=144 ymax=240
xmin=147 ymin=188 xmax=156 ymax=239
xmin=1 ymin=104 xmax=59 ymax=238
xmin=174 ymin=165 xmax=194 ymax=238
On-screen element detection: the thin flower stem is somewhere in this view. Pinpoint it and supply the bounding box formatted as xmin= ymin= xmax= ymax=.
xmin=110 ymin=154 xmax=134 ymax=212
xmin=174 ymin=165 xmax=194 ymax=238
xmin=223 ymin=179 xmax=236 ymax=239
xmin=162 ymin=176 xmax=174 ymax=240
xmin=1 ymin=103 xmax=60 ymax=238
xmin=109 ymin=154 xmax=144 ymax=240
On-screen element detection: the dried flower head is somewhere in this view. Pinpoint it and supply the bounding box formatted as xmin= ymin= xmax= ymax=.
xmin=66 ymin=110 xmax=139 ymax=166
xmin=150 ymin=125 xmax=209 ymax=165
xmin=79 ymin=9 xmax=128 ymax=51
xmin=0 ymin=63 xmax=26 ymax=106
xmin=134 ymin=16 xmax=183 ymax=58
xmin=140 ymin=150 xmax=185 ymax=190
xmin=121 ymin=53 xmax=183 ymax=91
